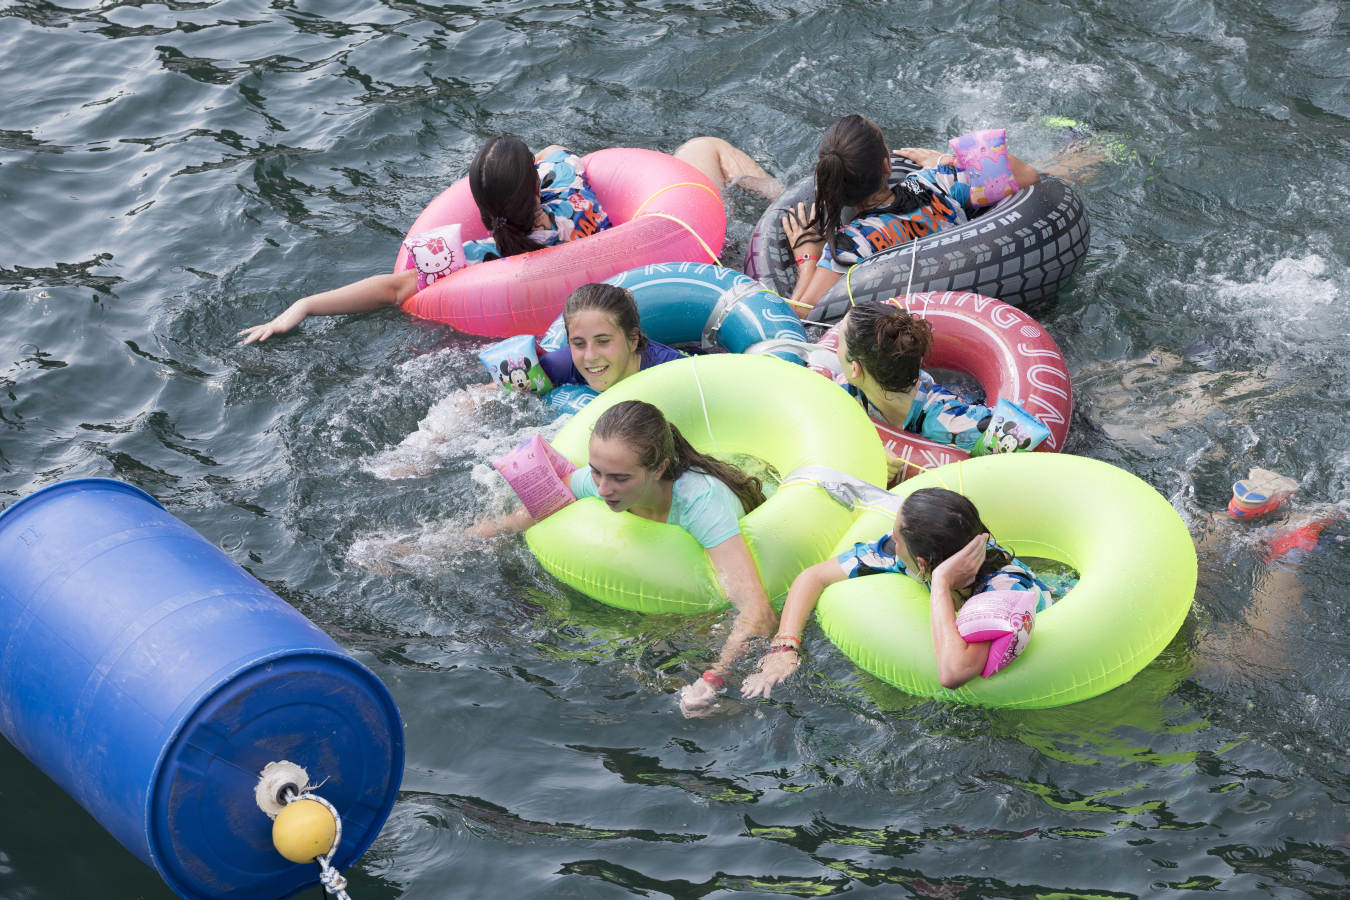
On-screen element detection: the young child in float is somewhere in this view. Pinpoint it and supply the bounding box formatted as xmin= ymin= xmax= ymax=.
xmin=741 ymin=487 xmax=1054 ymax=699
xmin=237 ymin=135 xmax=779 ymax=344
xmin=237 ymin=136 xmax=611 ymax=344
xmin=475 ymin=399 xmax=777 ymax=717
xmin=834 ymin=300 xmax=1047 ymax=483
xmin=782 ymin=114 xmax=1041 ymax=311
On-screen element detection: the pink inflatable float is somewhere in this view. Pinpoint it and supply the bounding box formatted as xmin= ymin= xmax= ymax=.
xmin=394 ymin=148 xmax=726 ymax=338
xmin=811 ymin=291 xmax=1072 ymax=480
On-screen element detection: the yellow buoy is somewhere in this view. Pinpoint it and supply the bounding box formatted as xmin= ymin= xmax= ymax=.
xmin=272 ymin=798 xmax=337 ymax=863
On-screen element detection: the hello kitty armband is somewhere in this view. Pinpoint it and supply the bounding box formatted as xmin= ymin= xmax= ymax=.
xmin=478 ymin=334 xmax=554 ymax=394
xmin=955 ymin=590 xmax=1038 ymax=678
xmin=403 ymin=224 xmax=466 ymax=290
xmin=949 ymin=129 xmax=1020 ymax=208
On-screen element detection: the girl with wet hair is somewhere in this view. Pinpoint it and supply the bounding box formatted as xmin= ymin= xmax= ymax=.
xmin=237 ymin=136 xmax=612 ymax=344
xmin=538 ymin=283 xmax=684 ymax=393
xmin=742 ymin=487 xmax=1053 ymax=698
xmin=474 ymin=399 xmax=776 ymax=717
xmin=782 ymin=114 xmax=1040 ymax=311
xmin=466 ymin=135 xmax=546 ymax=260
xmin=834 ymin=300 xmax=1018 ymax=483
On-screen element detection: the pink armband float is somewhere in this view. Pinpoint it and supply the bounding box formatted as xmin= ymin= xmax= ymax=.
xmin=949 ymin=129 xmax=1020 ymax=208
xmin=403 ymin=224 xmax=465 ymax=291
xmin=955 ymin=590 xmax=1038 ymax=678
xmin=493 ymin=434 xmax=578 ymax=521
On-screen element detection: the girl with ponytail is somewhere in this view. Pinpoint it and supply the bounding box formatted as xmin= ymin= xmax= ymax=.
xmin=238 ymin=136 xmax=613 ymax=344
xmin=743 ymin=487 xmax=1054 ymax=698
xmin=782 ymin=114 xmax=1040 ymax=311
xmin=473 ymin=399 xmax=776 ymax=716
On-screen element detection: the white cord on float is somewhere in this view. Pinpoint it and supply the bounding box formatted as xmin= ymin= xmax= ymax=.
xmin=256 ymin=760 xmax=354 ymax=899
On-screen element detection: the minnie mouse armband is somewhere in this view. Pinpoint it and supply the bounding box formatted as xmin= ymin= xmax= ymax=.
xmin=971 ymin=398 xmax=1050 ymax=457
xmin=478 ymin=334 xmax=555 ymax=394
xmin=955 ymin=590 xmax=1038 ymax=678
xmin=949 ymin=129 xmax=1020 ymax=208
xmin=403 ymin=224 xmax=466 ymax=290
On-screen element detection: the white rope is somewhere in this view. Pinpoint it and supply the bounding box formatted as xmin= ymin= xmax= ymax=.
xmin=285 ymin=790 xmax=352 ymax=900
xmin=689 ymin=358 xmax=718 ymax=450
xmin=905 ymin=242 xmax=918 ymax=301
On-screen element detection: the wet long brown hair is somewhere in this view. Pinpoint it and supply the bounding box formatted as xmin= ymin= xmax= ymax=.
xmin=469 ymin=135 xmax=542 ymax=259
xmin=592 ymin=400 xmax=765 ymax=513
xmin=809 ymin=114 xmax=936 ymax=250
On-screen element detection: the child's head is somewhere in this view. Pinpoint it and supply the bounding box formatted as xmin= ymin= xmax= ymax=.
xmin=895 ymin=488 xmax=1011 ymax=584
xmin=813 ymin=115 xmax=889 ymax=239
xmin=839 ymin=301 xmax=933 ymax=394
xmin=469 ymin=135 xmax=543 ymax=259
xmin=563 ymin=283 xmax=648 ymax=392
xmin=590 ymin=400 xmax=765 ymax=513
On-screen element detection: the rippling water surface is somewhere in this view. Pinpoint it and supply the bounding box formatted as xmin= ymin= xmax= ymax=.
xmin=2 ymin=1 xmax=1348 ymax=897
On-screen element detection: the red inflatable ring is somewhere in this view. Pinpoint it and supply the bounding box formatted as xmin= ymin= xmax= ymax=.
xmin=810 ymin=291 xmax=1072 ymax=481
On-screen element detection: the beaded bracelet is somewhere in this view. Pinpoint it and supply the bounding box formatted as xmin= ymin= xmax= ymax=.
xmin=795 ymin=254 xmax=818 ymax=266
xmin=772 ymin=634 xmax=802 ymax=647
xmin=766 ymin=644 xmax=800 ymax=656
xmin=701 ymin=670 xmax=726 ymax=690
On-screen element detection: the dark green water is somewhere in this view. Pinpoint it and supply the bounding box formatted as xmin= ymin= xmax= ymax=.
xmin=2 ymin=1 xmax=1347 ymax=897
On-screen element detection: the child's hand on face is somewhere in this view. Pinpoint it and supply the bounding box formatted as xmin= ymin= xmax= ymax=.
xmin=930 ymin=532 xmax=987 ymax=590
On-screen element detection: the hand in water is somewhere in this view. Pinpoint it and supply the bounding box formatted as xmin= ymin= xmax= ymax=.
xmin=741 ymin=649 xmax=799 ymax=699
xmin=238 ymin=303 xmax=307 ymax=345
xmin=677 ymin=677 xmax=720 ymax=718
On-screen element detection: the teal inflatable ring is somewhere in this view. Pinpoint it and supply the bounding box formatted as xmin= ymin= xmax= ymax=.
xmin=525 ymin=354 xmax=886 ymax=614
xmin=816 ymin=453 xmax=1196 ymax=708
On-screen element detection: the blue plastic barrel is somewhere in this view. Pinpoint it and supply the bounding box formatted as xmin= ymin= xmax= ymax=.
xmin=0 ymin=479 xmax=404 ymax=899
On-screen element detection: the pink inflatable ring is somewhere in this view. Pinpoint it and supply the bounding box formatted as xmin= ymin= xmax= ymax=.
xmin=810 ymin=291 xmax=1072 ymax=480
xmin=394 ymin=148 xmax=727 ymax=338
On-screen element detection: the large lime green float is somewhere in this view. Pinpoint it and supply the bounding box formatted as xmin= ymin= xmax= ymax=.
xmin=816 ymin=452 xmax=1197 ymax=708
xmin=525 ymin=354 xmax=886 ymax=613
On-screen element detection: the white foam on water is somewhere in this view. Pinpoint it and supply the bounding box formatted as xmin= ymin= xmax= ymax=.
xmin=1185 ymin=252 xmax=1345 ymax=354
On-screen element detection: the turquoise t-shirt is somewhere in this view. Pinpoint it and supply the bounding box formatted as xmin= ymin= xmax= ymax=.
xmin=569 ymin=467 xmax=744 ymax=549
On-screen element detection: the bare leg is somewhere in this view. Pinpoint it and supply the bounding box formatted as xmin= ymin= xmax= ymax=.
xmin=1039 ymin=139 xmax=1110 ymax=183
xmin=674 ymin=136 xmax=784 ymax=200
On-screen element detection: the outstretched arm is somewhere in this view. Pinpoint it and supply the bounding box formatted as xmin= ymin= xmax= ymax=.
xmin=468 ymin=506 xmax=537 ymax=539
xmin=237 ymin=268 xmax=419 ymax=344
xmin=895 ymin=146 xmax=1040 ymax=188
xmin=741 ymin=558 xmax=847 ymax=699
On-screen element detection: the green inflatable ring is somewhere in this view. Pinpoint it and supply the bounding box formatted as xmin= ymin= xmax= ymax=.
xmin=525 ymin=354 xmax=886 ymax=613
xmin=816 ymin=453 xmax=1197 ymax=708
